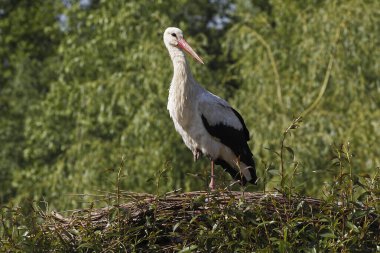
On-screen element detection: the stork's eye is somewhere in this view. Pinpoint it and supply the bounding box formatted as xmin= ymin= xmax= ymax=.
xmin=171 ymin=33 xmax=177 ymax=37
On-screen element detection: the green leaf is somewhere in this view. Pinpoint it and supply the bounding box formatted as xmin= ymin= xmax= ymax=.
xmin=178 ymin=245 xmax=198 ymax=253
xmin=346 ymin=221 xmax=359 ymax=233
xmin=320 ymin=233 xmax=336 ymax=238
xmin=285 ymin=146 xmax=295 ymax=160
xmin=173 ymin=222 xmax=181 ymax=232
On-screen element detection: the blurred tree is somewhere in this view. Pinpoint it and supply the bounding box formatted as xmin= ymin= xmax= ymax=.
xmin=0 ymin=0 xmax=378 ymax=209
xmin=223 ymin=0 xmax=380 ymax=192
xmin=0 ymin=0 xmax=63 ymax=203
xmin=13 ymin=0 xmax=233 ymax=209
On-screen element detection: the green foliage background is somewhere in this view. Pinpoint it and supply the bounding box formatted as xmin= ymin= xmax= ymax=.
xmin=0 ymin=0 xmax=379 ymax=210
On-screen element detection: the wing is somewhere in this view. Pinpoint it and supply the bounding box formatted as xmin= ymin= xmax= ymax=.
xmin=198 ymin=92 xmax=250 ymax=143
xmin=199 ymin=92 xmax=256 ymax=185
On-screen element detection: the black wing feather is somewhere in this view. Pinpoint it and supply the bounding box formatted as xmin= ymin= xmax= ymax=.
xmin=201 ymin=108 xmax=256 ymax=185
xmin=231 ymin=107 xmax=250 ymax=141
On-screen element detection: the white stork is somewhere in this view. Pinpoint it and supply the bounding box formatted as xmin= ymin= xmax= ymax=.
xmin=163 ymin=27 xmax=257 ymax=189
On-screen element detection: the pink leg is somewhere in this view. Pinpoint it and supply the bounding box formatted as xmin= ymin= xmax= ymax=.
xmin=209 ymin=161 xmax=215 ymax=190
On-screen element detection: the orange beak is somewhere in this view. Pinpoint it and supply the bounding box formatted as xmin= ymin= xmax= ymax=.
xmin=177 ymin=38 xmax=204 ymax=64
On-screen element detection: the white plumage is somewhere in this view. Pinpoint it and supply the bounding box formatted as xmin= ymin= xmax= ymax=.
xmin=164 ymin=27 xmax=257 ymax=189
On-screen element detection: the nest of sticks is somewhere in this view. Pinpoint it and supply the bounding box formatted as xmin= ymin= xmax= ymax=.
xmin=40 ymin=190 xmax=378 ymax=250
xmin=45 ymin=191 xmax=322 ymax=233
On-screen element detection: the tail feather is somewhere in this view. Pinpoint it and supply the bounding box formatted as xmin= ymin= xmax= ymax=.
xmin=215 ymin=156 xmax=257 ymax=185
xmin=235 ymin=143 xmax=257 ymax=185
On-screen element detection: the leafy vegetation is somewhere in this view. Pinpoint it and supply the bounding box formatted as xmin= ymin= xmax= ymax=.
xmin=1 ymin=131 xmax=379 ymax=251
xmin=0 ymin=0 xmax=379 ymax=251
xmin=2 ymin=190 xmax=379 ymax=252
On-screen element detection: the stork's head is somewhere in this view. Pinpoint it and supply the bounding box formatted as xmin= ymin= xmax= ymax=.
xmin=163 ymin=27 xmax=204 ymax=64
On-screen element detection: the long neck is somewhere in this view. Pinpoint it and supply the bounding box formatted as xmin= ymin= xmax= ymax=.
xmin=167 ymin=46 xmax=201 ymax=120
xmin=169 ymin=46 xmax=195 ymax=85
xmin=168 ymin=46 xmax=202 ymax=97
